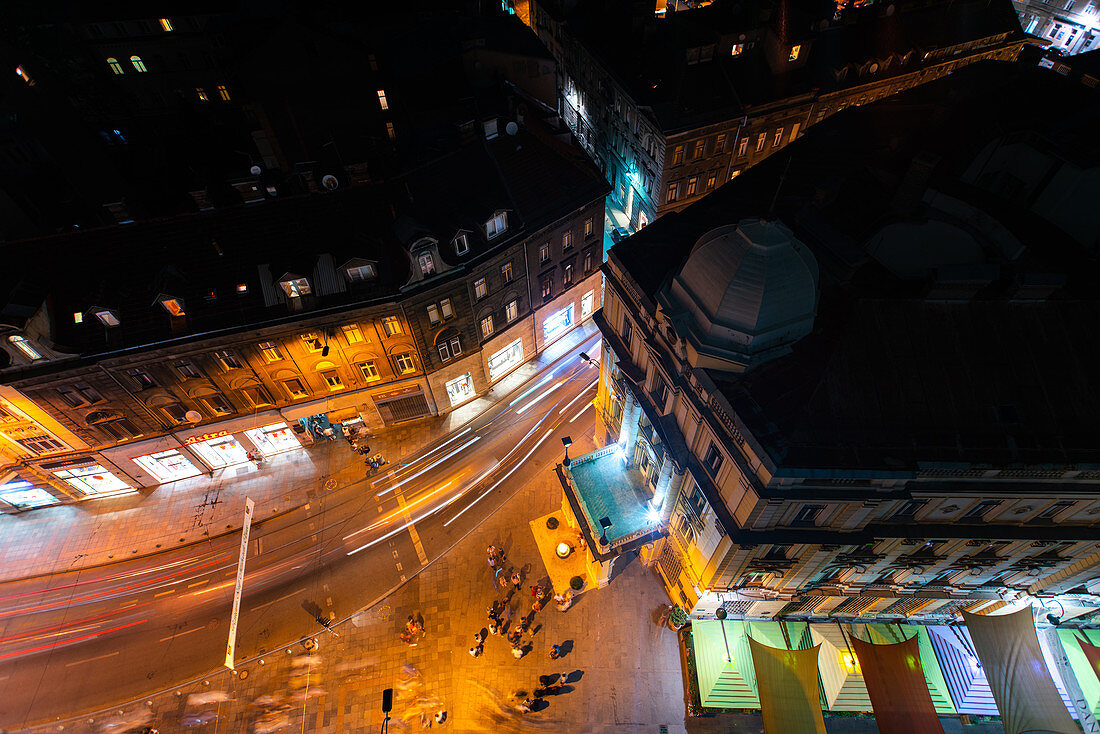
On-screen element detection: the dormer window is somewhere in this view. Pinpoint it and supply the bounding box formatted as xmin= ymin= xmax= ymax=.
xmin=486 ymin=212 xmax=508 ymax=239
xmin=107 ymin=57 xmax=124 ymax=75
xmin=8 ymin=335 xmax=42 ymax=361
xmin=418 ymin=252 xmax=436 ymax=276
xmin=454 ymin=234 xmax=469 ymax=255
xmin=130 ymin=55 xmax=147 ymax=72
xmin=788 ymin=44 xmax=801 ymax=62
xmin=730 ymin=43 xmax=744 ymax=56
xmin=280 ymin=277 xmax=311 ymax=298
xmin=157 ymin=297 xmax=185 ymax=317
xmin=159 ymin=18 xmax=174 ymax=31
xmin=346 ymin=264 xmax=375 ymax=282
xmin=94 ymin=309 xmax=120 ymax=327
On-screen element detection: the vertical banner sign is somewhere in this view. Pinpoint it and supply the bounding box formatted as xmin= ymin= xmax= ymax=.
xmin=1042 ymin=626 xmax=1100 ymax=733
xmin=224 ymin=497 xmax=255 ymax=670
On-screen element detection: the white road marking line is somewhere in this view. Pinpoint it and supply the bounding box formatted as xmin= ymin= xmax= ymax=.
xmin=158 ymin=626 xmax=206 ymax=643
xmin=376 ymin=437 xmax=481 ymax=497
xmin=445 ymin=429 xmax=554 ymax=527
xmin=570 ymin=402 xmax=594 ymax=423
xmin=250 ymin=587 xmax=307 ymax=612
xmin=65 ymin=651 xmax=119 ymax=666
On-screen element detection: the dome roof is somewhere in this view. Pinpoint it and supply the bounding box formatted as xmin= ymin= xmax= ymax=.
xmin=665 ymin=219 xmax=819 ymax=370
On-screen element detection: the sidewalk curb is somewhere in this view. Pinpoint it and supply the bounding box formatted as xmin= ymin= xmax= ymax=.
xmin=1 ymin=328 xmax=601 ymax=589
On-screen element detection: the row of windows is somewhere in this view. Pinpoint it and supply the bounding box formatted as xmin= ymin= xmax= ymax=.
xmin=665 ymin=169 xmax=738 ymax=203
xmin=478 ymin=299 xmax=521 ymax=341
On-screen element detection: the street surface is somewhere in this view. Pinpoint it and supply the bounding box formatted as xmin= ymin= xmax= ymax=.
xmin=0 ymin=333 xmax=602 ymax=730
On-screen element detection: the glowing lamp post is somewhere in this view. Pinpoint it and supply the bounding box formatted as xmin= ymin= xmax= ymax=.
xmin=562 ymin=436 xmax=573 ymax=467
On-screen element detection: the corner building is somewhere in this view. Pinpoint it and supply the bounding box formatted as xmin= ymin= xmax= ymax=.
xmin=571 ymin=59 xmax=1100 ymax=625
xmin=0 ymin=127 xmax=606 ymax=506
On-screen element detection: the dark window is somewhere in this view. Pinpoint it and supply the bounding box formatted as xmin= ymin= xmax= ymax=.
xmin=963 ymin=500 xmax=1002 ymax=520
xmin=99 ymin=418 xmax=141 ymax=440
xmin=215 ymin=350 xmax=243 ymax=370
xmin=438 ymin=343 xmax=451 ymax=362
xmin=175 ymin=360 xmax=202 ymax=379
xmin=161 ymin=403 xmax=188 ymax=423
xmin=126 ymin=368 xmax=156 ymax=389
xmin=794 ymin=505 xmax=823 ymax=525
xmin=1037 ymin=501 xmax=1075 ymax=520
xmin=621 ymin=319 xmax=633 ymax=348
xmin=450 ymin=337 xmax=462 ymax=357
xmin=703 ymin=443 xmax=723 ymax=475
xmin=203 ymin=394 xmax=234 ymax=415
xmin=241 ymin=386 xmax=272 ymax=407
xmin=57 ymin=387 xmax=89 ymax=408
xmin=892 ymin=500 xmax=927 ymax=519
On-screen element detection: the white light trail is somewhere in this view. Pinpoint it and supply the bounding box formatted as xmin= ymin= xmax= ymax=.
xmin=558 ymin=378 xmax=598 ymax=414
xmin=444 ymin=429 xmax=554 ymax=527
xmin=509 ymin=376 xmax=552 ymax=407
xmin=570 ymin=402 xmax=594 ymax=423
xmin=376 ymin=437 xmax=480 ymax=497
xmin=516 ymin=380 xmax=566 ymax=415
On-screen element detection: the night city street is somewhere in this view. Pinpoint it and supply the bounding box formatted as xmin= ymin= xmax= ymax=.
xmin=2 ymin=1 xmax=1100 ymax=733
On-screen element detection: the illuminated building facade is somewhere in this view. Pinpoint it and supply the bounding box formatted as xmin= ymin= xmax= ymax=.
xmin=523 ymin=0 xmax=1030 ymax=234
xmin=0 ymin=126 xmax=606 ymax=506
xmin=1014 ymin=0 xmax=1100 ymax=54
xmin=570 ymin=59 xmax=1100 ymax=623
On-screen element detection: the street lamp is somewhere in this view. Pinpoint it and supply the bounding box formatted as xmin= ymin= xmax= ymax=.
xmin=380 ymin=688 xmax=393 ymax=733
xmin=562 ymin=436 xmax=573 ymax=467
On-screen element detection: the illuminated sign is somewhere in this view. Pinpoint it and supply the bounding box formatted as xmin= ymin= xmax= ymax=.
xmin=184 ymin=429 xmax=232 ymax=445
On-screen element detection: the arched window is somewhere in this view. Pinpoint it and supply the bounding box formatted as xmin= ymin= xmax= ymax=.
xmin=107 ymin=57 xmax=124 ymax=75
xmin=130 ymin=55 xmax=147 ymax=72
xmin=418 ymin=252 xmax=435 ymax=276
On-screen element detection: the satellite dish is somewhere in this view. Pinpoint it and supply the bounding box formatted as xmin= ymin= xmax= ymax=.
xmin=250 ymin=165 xmax=262 ymax=176
xmin=321 ymin=174 xmax=340 ymax=191
xmin=184 ymin=410 xmax=203 ymax=423
xmin=505 ymin=121 xmax=519 ymax=136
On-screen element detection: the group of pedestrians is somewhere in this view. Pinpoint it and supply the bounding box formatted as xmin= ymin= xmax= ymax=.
xmin=401 ymin=614 xmax=426 ymax=646
xmin=343 ymin=425 xmax=388 ymax=471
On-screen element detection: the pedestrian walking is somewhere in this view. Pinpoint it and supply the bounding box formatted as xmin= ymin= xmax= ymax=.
xmin=518 ymin=697 xmax=534 ymax=713
xmin=549 ymin=643 xmax=561 ymax=660
xmin=532 ymin=598 xmax=543 ymax=613
xmin=556 ymin=672 xmax=568 ymax=687
xmin=511 ymin=643 xmax=525 ymax=659
xmin=487 ymin=546 xmax=498 ymax=568
xmin=529 ymin=584 xmax=539 ymax=598
xmin=469 ymin=645 xmax=482 ymax=658
xmin=511 ymin=571 xmax=522 ymax=591
xmin=434 ymin=710 xmax=447 ymax=724
xmin=473 ymin=631 xmax=485 ymax=645
xmin=488 ymin=620 xmax=497 ymax=636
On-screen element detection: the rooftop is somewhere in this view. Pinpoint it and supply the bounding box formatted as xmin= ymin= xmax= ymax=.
xmin=607 ymin=58 xmax=1100 ymax=471
xmin=555 ymin=0 xmax=1024 ymax=132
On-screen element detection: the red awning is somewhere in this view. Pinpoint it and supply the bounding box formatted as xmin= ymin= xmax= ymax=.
xmin=850 ymin=634 xmax=945 ymax=734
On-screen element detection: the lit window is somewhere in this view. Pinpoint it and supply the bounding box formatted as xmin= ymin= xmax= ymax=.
xmin=789 ymin=44 xmax=801 ymax=61
xmin=505 ymin=299 xmax=518 ymax=321
xmin=395 ymin=353 xmax=416 ymax=374
xmin=15 ymin=65 xmax=33 ymax=85
xmin=474 ymin=278 xmax=487 ymax=299
xmin=130 ymin=55 xmax=147 ymax=72
xmin=418 ymin=252 xmax=436 ymax=276
xmin=730 ymin=169 xmax=741 ymax=180
xmin=671 ymin=145 xmax=684 ymax=165
xmin=8 ymin=335 xmax=42 ymax=361
xmin=382 ymin=316 xmax=402 ymax=336
xmin=563 ymin=231 xmax=572 ymax=249
xmin=237 ymin=283 xmax=249 ymax=294
xmin=738 ymin=137 xmax=749 ymax=156
xmin=563 ymin=263 xmax=573 ymax=287
xmin=322 ymin=370 xmax=344 ymax=390
xmin=217 ymin=84 xmax=231 ymax=101
xmin=693 ymin=140 xmax=704 ymax=159
xmin=377 ymin=89 xmax=389 ymax=110
xmin=342 ymin=324 xmax=364 ymax=344
xmin=480 ymin=315 xmax=494 ymax=339
xmin=386 ymin=121 xmax=396 ymax=140
xmin=706 ymin=173 xmax=716 ymax=190
xmin=541 ymin=275 xmax=553 ymax=300
xmin=584 ymin=218 xmax=594 ymax=238
xmin=455 ymin=234 xmax=469 ymax=255
xmin=159 ymin=18 xmax=174 ymax=31
xmin=427 ymin=304 xmax=441 ymax=324
xmin=730 ymin=43 xmax=744 ymax=56
xmin=773 ymin=127 xmax=784 ymax=147
xmin=790 ymin=122 xmax=800 ymax=140
xmin=540 ymin=243 xmax=550 ymax=264
xmin=360 ymin=361 xmax=380 ymax=381
xmin=280 ymin=278 xmax=311 ymax=298
xmin=196 ymin=88 xmax=208 ymax=102
xmin=584 ymin=251 xmax=593 ymax=272
xmin=486 ymin=212 xmax=508 ymax=238
xmin=203 ymin=394 xmax=234 ymax=416
xmin=501 ymin=262 xmax=513 ymax=283
xmin=666 ymin=182 xmax=678 ymax=202
xmin=346 ymin=264 xmax=375 ymax=282
xmin=283 ymin=378 xmax=308 ymax=398
xmin=440 ymin=298 xmax=454 ymax=319
xmin=107 ymin=57 xmax=124 ymax=75
xmin=241 ymin=386 xmax=273 ymax=407
xmin=73 ymin=312 xmax=83 ymax=324
xmin=95 ymin=310 xmax=120 ymax=326
xmin=214 ymin=350 xmax=243 ymax=370
xmin=175 ymin=360 xmax=201 ymax=379
xmin=160 ymin=298 xmax=185 ymax=317
xmin=302 ymin=334 xmax=324 ymax=352
xmin=686 ymin=177 xmax=697 ymax=196
xmin=715 ymin=133 xmax=727 ymax=152
xmin=259 ymin=342 xmax=282 ymax=362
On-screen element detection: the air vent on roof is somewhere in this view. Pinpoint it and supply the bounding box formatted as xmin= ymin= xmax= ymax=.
xmin=250 ymin=165 xmax=262 ymax=176
xmin=321 ymin=174 xmax=340 ymax=191
xmin=505 ymin=121 xmax=518 ymax=136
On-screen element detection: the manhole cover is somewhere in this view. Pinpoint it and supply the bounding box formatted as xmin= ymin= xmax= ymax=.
xmin=207 ymin=618 xmax=220 ymax=629
xmin=323 ymin=478 xmax=338 ymax=491
xmin=376 ymin=605 xmax=393 ymax=622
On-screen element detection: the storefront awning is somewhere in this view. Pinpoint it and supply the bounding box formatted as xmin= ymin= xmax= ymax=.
xmin=962 ymin=606 xmax=1079 ymax=734
xmin=850 ymin=634 xmax=945 ymax=734
xmin=748 ymin=637 xmax=827 ymax=734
